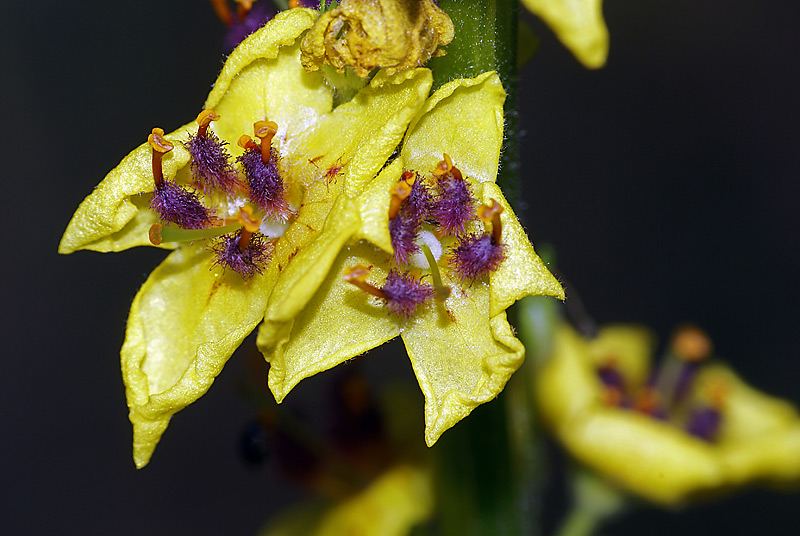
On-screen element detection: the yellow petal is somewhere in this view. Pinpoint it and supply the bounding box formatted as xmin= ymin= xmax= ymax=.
xmin=585 ymin=325 xmax=654 ymax=389
xmin=291 ymin=68 xmax=432 ymax=197
xmin=563 ymin=409 xmax=725 ymax=505
xmin=402 ymin=71 xmax=505 ymax=183
xmin=520 ymin=0 xmax=609 ymax=68
xmin=354 ymin=158 xmax=406 ymax=254
xmin=401 ymin=271 xmax=526 ymax=446
xmin=719 ymin=425 xmax=800 ymax=487
xmin=121 ymin=244 xmax=273 ymax=468
xmin=60 ymin=9 xmax=325 ymax=255
xmin=482 ymin=181 xmax=564 ymax=316
xmin=259 ymin=241 xmax=401 ymax=402
xmin=58 ymin=124 xmax=194 ymax=254
xmin=208 ymin=11 xmax=333 ymax=156
xmin=536 ymin=324 xmax=604 ymax=426
xmin=314 ymin=465 xmax=433 ymax=536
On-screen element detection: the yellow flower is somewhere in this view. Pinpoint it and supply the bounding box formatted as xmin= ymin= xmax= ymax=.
xmin=521 ymin=0 xmax=609 ymax=68
xmin=59 ymin=8 xmax=434 ymax=468
xmin=300 ymin=0 xmax=454 ymax=77
xmin=537 ymin=324 xmax=800 ymax=505
xmin=256 ymin=70 xmax=564 ymax=447
xmin=260 ymin=464 xmax=433 ymax=536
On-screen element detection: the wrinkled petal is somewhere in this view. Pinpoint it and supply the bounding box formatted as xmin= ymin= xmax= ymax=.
xmin=482 ymin=181 xmax=564 ymax=316
xmin=121 ymin=244 xmax=274 ymax=468
xmin=401 ymin=272 xmax=526 ymax=446
xmin=60 ymin=9 xmax=328 ymax=255
xmin=58 ymin=125 xmax=194 ymax=253
xmin=291 ymin=68 xmax=433 ymax=197
xmin=521 ymin=0 xmax=609 ymax=68
xmin=402 ymin=71 xmax=505 ymax=183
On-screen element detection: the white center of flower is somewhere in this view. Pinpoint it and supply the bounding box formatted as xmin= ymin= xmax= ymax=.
xmin=260 ymin=217 xmax=291 ymax=239
xmin=409 ymin=230 xmax=443 ymax=269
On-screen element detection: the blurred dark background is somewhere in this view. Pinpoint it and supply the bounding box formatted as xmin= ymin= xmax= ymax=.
xmin=2 ymin=0 xmax=798 ymax=534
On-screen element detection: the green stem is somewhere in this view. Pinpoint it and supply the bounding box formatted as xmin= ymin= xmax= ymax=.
xmin=431 ymin=0 xmax=520 ymax=205
xmin=555 ymin=507 xmax=601 ymax=536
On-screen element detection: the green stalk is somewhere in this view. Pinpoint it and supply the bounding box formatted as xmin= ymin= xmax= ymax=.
xmin=430 ymin=3 xmax=540 ymax=536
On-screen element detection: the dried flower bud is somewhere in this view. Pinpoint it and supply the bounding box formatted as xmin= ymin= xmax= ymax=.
xmin=300 ymin=0 xmax=454 ymax=77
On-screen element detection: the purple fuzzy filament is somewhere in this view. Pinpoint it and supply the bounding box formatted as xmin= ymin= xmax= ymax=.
xmin=211 ymin=229 xmax=273 ymax=280
xmin=450 ymin=233 xmax=506 ymax=281
xmin=381 ymin=270 xmax=434 ymax=318
xmin=150 ymin=180 xmax=214 ymax=229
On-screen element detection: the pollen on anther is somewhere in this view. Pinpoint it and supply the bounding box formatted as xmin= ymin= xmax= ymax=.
xmin=237 ymin=141 xmax=293 ymax=221
xmin=430 ymin=159 xmax=475 ymax=236
xmin=185 ymin=110 xmax=241 ymax=196
xmin=150 ymin=179 xmax=215 ymax=229
xmin=450 ymin=233 xmax=507 ymax=281
xmin=381 ymin=270 xmax=434 ymax=319
xmin=211 ymin=228 xmax=273 ymax=280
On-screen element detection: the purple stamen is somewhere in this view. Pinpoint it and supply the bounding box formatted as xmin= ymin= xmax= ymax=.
xmin=431 ymin=172 xmax=475 ymax=236
xmin=237 ymin=146 xmax=292 ymax=221
xmin=185 ymin=131 xmax=241 ymax=196
xmin=381 ymin=270 xmax=434 ymax=318
xmin=389 ymin=179 xmax=432 ymax=265
xmin=450 ymin=233 xmax=506 ymax=281
xmin=211 ymin=229 xmax=273 ymax=280
xmin=685 ymin=406 xmax=722 ymax=442
xmin=223 ymin=3 xmax=275 ymax=53
xmin=150 ymin=180 xmax=215 ymax=229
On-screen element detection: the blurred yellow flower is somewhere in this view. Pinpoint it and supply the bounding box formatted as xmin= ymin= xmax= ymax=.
xmin=537 ymin=324 xmax=800 ymax=505
xmin=260 ymin=464 xmax=433 ymax=536
xmin=257 ymin=70 xmax=564 ymax=447
xmin=521 ymin=0 xmax=609 ymax=68
xmin=59 ymin=8 xmax=433 ymax=468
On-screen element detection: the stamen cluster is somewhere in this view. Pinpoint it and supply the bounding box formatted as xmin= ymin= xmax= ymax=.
xmin=595 ymin=327 xmax=723 ymax=442
xmin=348 ymin=155 xmax=509 ymax=320
xmin=145 ymin=111 xmax=296 ymax=279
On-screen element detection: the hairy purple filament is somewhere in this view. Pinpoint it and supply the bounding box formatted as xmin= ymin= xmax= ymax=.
xmin=450 ymin=233 xmax=507 ymax=281
xmin=381 ymin=270 xmax=434 ymax=318
xmin=150 ymin=180 xmax=215 ymax=229
xmin=686 ymin=406 xmax=722 ymax=441
xmin=238 ymin=146 xmax=292 ymax=220
xmin=211 ymin=229 xmax=273 ymax=280
xmin=431 ymin=172 xmax=475 ymax=236
xmin=185 ymin=131 xmax=241 ymax=196
xmin=390 ymin=179 xmax=432 ymax=265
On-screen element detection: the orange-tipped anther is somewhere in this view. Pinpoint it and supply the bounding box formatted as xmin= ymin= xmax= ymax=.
xmin=602 ymin=386 xmax=624 ymax=407
xmin=635 ymin=387 xmax=661 ymax=416
xmin=148 ymin=223 xmax=163 ymax=246
xmin=254 ymin=120 xmax=278 ymax=164
xmin=209 ymin=0 xmax=234 ymax=26
xmin=289 ymin=0 xmax=302 ymax=6
xmin=148 ymin=128 xmax=173 ymax=153
xmin=344 ymin=265 xmax=388 ymax=300
xmin=238 ymin=134 xmax=259 ymax=151
xmin=236 ymin=206 xmax=261 ymax=252
xmin=672 ymin=326 xmax=713 ymax=363
xmin=388 ymin=173 xmax=415 ymax=219
xmin=196 ymin=109 xmax=220 ymax=137
xmin=433 ymin=153 xmax=454 ymax=177
xmin=148 ymin=128 xmax=173 ymax=188
xmin=478 ymin=199 xmax=504 ymax=243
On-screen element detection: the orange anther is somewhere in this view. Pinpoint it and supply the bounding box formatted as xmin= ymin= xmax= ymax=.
xmin=433 ymin=153 xmax=454 ymax=177
xmin=238 ymin=134 xmax=257 ymax=150
xmin=254 ymin=120 xmax=278 ymax=164
xmin=388 ymin=173 xmax=415 ymax=219
xmin=196 ymin=109 xmax=220 ymax=137
xmin=148 ymin=223 xmax=163 ymax=246
xmin=148 ymin=128 xmax=173 ymax=153
xmin=289 ymin=0 xmax=302 ymax=7
xmin=635 ymin=387 xmax=661 ymax=416
xmin=237 ymin=206 xmax=261 ymax=233
xmin=672 ymin=326 xmax=713 ymax=363
xmin=478 ymin=199 xmax=504 ymax=243
xmin=602 ymin=386 xmax=624 ymax=407
xmin=343 ymin=265 xmax=388 ymax=300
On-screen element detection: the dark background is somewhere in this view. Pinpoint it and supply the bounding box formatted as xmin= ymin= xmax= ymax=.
xmin=3 ymin=0 xmax=798 ymax=534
